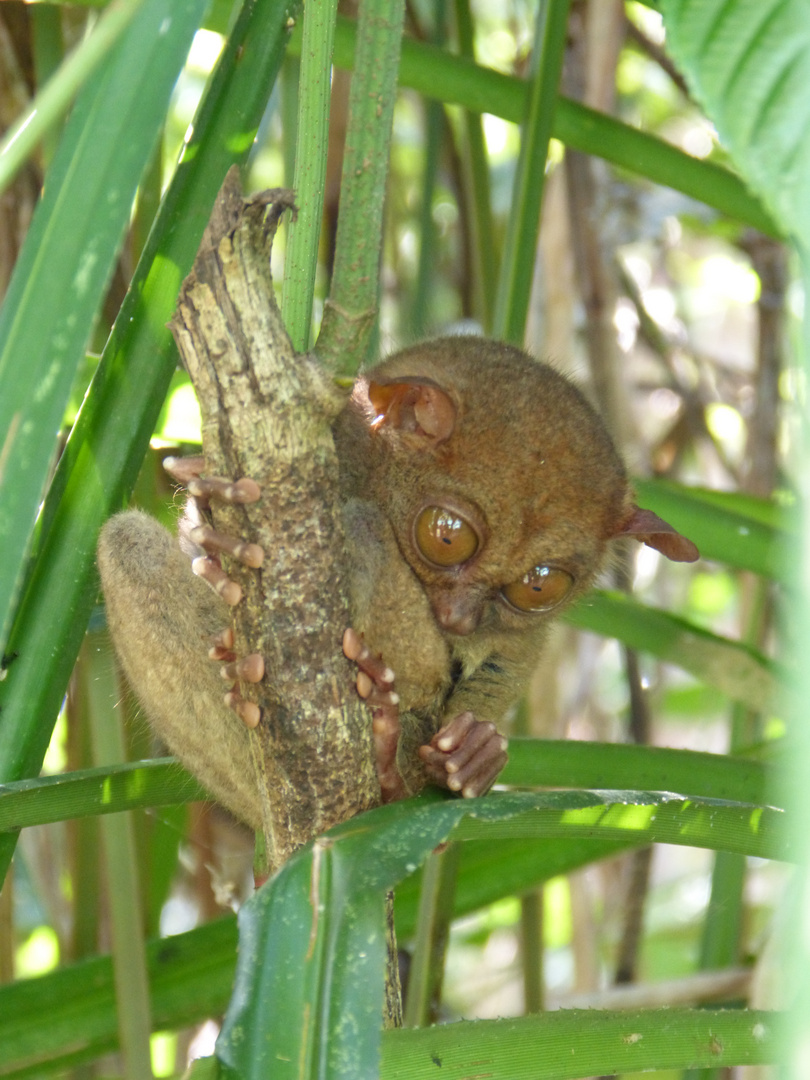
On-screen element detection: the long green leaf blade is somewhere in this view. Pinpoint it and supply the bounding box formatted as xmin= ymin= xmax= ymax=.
xmin=298 ymin=15 xmax=779 ymax=236
xmin=564 ymin=591 xmax=779 ymax=712
xmin=0 ymin=759 xmax=204 ymax=833
xmin=0 ymin=0 xmax=209 ymax=654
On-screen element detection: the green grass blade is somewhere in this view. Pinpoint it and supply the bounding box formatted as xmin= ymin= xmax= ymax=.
xmin=0 ymin=0 xmax=300 ymax=885
xmin=564 ymin=591 xmax=779 ymax=713
xmin=493 ymin=0 xmax=570 ymax=344
xmin=449 ymin=792 xmax=786 ymax=862
xmin=0 ymin=759 xmax=204 ymax=833
xmin=85 ymin=634 xmax=152 ymax=1080
xmin=0 ymin=0 xmax=209 ymax=657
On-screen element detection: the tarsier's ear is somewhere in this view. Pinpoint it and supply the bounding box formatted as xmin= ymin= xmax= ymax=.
xmin=367 ymin=377 xmax=456 ymax=446
xmin=614 ymin=507 xmax=699 ymax=563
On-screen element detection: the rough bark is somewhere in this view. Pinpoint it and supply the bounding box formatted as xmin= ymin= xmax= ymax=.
xmin=169 ymin=168 xmax=379 ymax=872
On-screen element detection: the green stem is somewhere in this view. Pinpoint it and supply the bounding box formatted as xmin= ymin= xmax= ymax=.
xmin=454 ymin=0 xmax=498 ymax=330
xmin=493 ymin=0 xmax=571 ymax=344
xmin=84 ymin=633 xmax=152 ymax=1080
xmin=403 ymin=843 xmax=461 ymax=1027
xmin=281 ymin=0 xmax=339 ymax=351
xmin=316 ymin=0 xmax=406 ymax=375
xmin=298 ymin=15 xmax=779 ymax=237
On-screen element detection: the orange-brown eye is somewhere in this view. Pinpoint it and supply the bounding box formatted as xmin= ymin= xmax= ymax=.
xmin=414 ymin=506 xmax=479 ymax=567
xmin=502 ymin=566 xmax=574 ymax=612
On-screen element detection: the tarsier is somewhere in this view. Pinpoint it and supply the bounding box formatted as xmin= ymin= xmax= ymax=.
xmin=98 ymin=336 xmax=698 ymax=831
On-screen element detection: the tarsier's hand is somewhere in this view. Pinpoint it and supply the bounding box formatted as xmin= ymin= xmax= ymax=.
xmin=164 ymin=456 xmax=266 ymax=729
xmin=418 ymin=713 xmax=508 ymax=799
xmin=343 ymin=627 xmax=508 ymax=801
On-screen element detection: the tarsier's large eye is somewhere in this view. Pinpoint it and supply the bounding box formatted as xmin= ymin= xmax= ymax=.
xmin=502 ymin=566 xmax=574 ymax=612
xmin=414 ymin=506 xmax=479 ymax=567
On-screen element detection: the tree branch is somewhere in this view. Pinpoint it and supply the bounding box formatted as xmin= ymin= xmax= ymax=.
xmin=170 ymin=168 xmax=379 ymax=873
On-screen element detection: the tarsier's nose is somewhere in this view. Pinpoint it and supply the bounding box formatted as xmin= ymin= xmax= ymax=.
xmin=432 ymin=590 xmax=482 ymax=636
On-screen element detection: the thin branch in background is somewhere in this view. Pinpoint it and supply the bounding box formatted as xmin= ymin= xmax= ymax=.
xmin=563 ymin=1 xmax=653 ymax=1005
xmin=624 ymin=12 xmax=691 ymax=100
xmin=493 ymin=0 xmax=572 ymax=345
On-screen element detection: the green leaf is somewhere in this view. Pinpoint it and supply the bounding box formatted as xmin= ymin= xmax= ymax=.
xmin=564 ymin=591 xmax=779 ymax=713
xmin=635 ymin=478 xmax=791 ymax=581
xmin=217 ymin=789 xmax=787 ymax=1079
xmin=660 ymin=0 xmax=810 ymax=250
xmin=0 ymin=0 xmax=209 ymax=655
xmin=0 ymin=918 xmax=237 ymax=1079
xmin=502 ymin=738 xmax=772 ymax=805
xmin=0 ymin=759 xmax=204 ymax=834
xmin=299 ymin=15 xmax=780 ymax=236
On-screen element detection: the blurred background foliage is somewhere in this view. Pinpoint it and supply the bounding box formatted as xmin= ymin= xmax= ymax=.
xmin=0 ymin=0 xmax=801 ymax=1077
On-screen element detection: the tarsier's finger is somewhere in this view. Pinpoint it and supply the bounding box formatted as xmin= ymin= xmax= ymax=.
xmin=419 ymin=713 xmax=508 ymax=798
xmin=190 ymin=524 xmax=265 ymax=568
xmin=220 ymin=653 xmax=265 ymax=684
xmin=208 ymin=626 xmax=236 ymax=661
xmin=448 ymin=736 xmax=509 ymax=797
xmin=342 ymin=628 xmax=405 ymax=802
xmin=373 ymin=712 xmax=408 ymax=803
xmin=187 ymin=475 xmax=262 ymax=505
xmin=433 ymin=710 xmax=478 ymax=753
xmin=163 ymin=455 xmax=206 ymax=485
xmin=224 ymin=688 xmax=261 ymax=729
xmin=191 ymin=556 xmax=242 ymax=605
xmin=342 ymin=628 xmax=396 ymax=693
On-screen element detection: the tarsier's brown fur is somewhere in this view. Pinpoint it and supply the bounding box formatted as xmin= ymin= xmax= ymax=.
xmin=98 ymin=337 xmax=697 ymax=829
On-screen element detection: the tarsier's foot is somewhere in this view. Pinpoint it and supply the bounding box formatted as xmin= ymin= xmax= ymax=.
xmin=342 ymin=628 xmax=406 ymax=803
xmin=165 ymin=456 xmax=266 ymax=729
xmin=418 ymin=712 xmax=508 ymax=799
xmin=165 ymin=456 xmax=264 ymax=606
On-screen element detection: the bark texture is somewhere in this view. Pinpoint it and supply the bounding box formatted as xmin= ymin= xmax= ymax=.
xmin=169 ymin=169 xmax=379 ymax=871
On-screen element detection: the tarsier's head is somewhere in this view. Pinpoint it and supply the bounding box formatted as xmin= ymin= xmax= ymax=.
xmin=350 ymin=336 xmax=698 ymax=638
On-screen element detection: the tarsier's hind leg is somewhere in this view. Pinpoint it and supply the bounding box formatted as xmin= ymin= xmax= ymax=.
xmin=97 ymin=510 xmax=263 ymax=831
